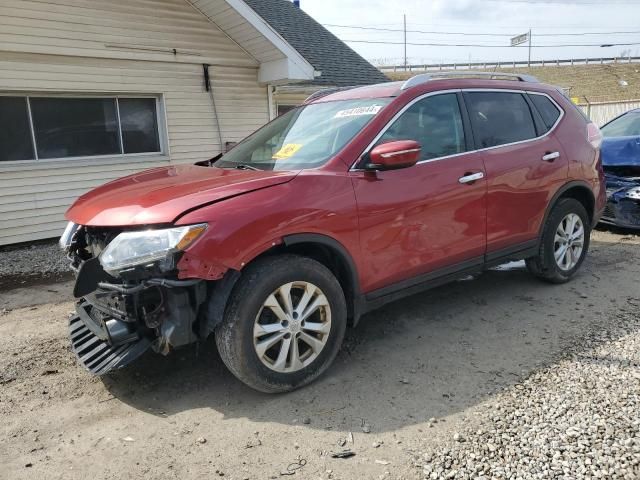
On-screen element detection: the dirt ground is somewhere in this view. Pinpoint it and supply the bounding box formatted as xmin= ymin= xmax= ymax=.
xmin=1 ymin=229 xmax=639 ymax=480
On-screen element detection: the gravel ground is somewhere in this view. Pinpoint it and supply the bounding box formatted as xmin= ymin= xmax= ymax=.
xmin=1 ymin=229 xmax=639 ymax=480
xmin=419 ymin=300 xmax=640 ymax=480
xmin=0 ymin=240 xmax=71 ymax=283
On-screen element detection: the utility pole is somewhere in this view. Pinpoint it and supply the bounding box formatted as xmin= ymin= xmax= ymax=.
xmin=528 ymin=28 xmax=532 ymax=68
xmin=403 ymin=14 xmax=407 ymax=71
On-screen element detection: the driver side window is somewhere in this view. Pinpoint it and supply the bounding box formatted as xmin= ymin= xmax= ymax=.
xmin=377 ymin=93 xmax=466 ymax=161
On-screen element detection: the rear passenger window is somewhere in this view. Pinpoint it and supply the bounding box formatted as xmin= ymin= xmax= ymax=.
xmin=377 ymin=93 xmax=466 ymax=161
xmin=529 ymin=94 xmax=561 ymax=130
xmin=465 ymin=92 xmax=537 ymax=148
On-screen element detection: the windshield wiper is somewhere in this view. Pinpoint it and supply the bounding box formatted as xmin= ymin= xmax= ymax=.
xmin=234 ymin=164 xmax=261 ymax=171
xmin=194 ymin=153 xmax=223 ymax=167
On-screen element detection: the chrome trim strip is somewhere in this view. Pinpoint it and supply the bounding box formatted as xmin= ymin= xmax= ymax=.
xmin=380 ymin=148 xmax=421 ymax=158
xmin=542 ymin=151 xmax=561 ymax=162
xmin=459 ymin=172 xmax=485 ymax=184
xmin=351 ymin=89 xmax=461 ymax=171
xmin=350 ymin=89 xmax=565 ymax=171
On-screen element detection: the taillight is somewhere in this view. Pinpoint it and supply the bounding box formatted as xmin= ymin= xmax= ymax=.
xmin=587 ymin=123 xmax=603 ymax=149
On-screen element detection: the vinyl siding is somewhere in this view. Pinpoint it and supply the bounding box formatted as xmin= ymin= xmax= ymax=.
xmin=0 ymin=0 xmax=258 ymax=66
xmin=0 ymin=0 xmax=270 ymax=246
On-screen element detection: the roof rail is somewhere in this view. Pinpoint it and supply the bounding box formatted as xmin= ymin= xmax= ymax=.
xmin=401 ymin=71 xmax=540 ymax=90
xmin=304 ymin=86 xmax=357 ymax=103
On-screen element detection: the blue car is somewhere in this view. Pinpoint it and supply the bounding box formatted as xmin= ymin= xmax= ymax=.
xmin=600 ymin=108 xmax=640 ymax=229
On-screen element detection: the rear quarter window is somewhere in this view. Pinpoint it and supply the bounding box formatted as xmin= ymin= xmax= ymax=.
xmin=464 ymin=92 xmax=537 ymax=149
xmin=529 ymin=94 xmax=562 ymax=130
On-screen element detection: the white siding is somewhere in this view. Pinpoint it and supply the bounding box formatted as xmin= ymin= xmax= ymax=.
xmin=272 ymin=86 xmax=332 ymax=118
xmin=189 ymin=0 xmax=285 ymax=63
xmin=0 ymin=0 xmax=270 ymax=246
xmin=0 ymin=0 xmax=258 ymax=66
xmin=274 ymin=91 xmax=309 ymax=107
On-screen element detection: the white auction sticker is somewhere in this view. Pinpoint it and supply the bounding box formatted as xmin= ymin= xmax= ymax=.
xmin=334 ymin=105 xmax=383 ymax=118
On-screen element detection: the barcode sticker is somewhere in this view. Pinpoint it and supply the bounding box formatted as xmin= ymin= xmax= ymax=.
xmin=334 ymin=105 xmax=383 ymax=118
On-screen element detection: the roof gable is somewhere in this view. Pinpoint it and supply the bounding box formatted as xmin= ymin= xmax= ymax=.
xmin=188 ymin=0 xmax=316 ymax=83
xmin=242 ymin=0 xmax=389 ymax=87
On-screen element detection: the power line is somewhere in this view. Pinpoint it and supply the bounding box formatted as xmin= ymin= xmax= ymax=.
xmin=406 ymin=22 xmax=640 ymax=30
xmin=325 ymin=24 xmax=513 ymax=36
xmin=323 ymin=23 xmax=640 ymax=37
xmin=343 ymin=39 xmax=640 ymax=48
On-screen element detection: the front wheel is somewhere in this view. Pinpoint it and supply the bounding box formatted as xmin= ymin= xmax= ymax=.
xmin=526 ymin=198 xmax=591 ymax=284
xmin=215 ymin=255 xmax=347 ymax=393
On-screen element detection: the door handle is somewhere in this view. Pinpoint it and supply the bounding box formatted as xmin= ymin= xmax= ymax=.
xmin=458 ymin=172 xmax=484 ymax=184
xmin=542 ymin=151 xmax=560 ymax=162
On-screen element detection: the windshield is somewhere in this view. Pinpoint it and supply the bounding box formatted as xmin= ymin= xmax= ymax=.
xmin=215 ymin=98 xmax=391 ymax=171
xmin=601 ymin=112 xmax=640 ymax=138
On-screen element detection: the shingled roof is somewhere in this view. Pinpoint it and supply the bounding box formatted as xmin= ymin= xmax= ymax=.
xmin=242 ymin=0 xmax=389 ymax=87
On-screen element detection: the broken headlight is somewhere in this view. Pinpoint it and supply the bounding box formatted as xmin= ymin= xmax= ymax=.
xmin=624 ymin=187 xmax=640 ymax=200
xmin=99 ymin=224 xmax=207 ymax=275
xmin=59 ymin=221 xmax=79 ymax=250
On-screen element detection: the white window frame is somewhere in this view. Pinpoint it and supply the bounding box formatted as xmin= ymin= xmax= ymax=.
xmin=0 ymin=92 xmax=168 ymax=165
xmin=276 ymin=103 xmax=297 ymax=116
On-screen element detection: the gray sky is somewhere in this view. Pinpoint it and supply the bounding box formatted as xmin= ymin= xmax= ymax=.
xmin=300 ymin=0 xmax=640 ymax=66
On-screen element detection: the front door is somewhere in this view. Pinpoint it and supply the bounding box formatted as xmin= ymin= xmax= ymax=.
xmin=463 ymin=90 xmax=568 ymax=254
xmin=351 ymin=92 xmax=487 ymax=294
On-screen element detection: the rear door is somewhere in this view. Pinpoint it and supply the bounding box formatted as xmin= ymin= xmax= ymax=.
xmin=463 ymin=90 xmax=568 ymax=255
xmin=351 ymin=92 xmax=487 ymax=294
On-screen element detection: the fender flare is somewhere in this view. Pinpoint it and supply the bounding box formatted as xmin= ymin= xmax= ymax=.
xmin=282 ymin=233 xmax=364 ymax=324
xmin=539 ymin=180 xmax=596 ymax=237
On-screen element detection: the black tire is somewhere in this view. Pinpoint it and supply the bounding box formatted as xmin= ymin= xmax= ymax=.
xmin=526 ymin=198 xmax=591 ymax=284
xmin=215 ymin=254 xmax=347 ymax=393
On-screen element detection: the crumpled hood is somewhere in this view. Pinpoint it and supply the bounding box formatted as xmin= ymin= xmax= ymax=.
xmin=601 ymin=136 xmax=640 ymax=168
xmin=66 ymin=165 xmax=298 ymax=226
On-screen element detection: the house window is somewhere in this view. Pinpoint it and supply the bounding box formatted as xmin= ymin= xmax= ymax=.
xmin=0 ymin=95 xmax=162 ymax=162
xmin=277 ymin=104 xmax=297 ymax=116
xmin=0 ymin=97 xmax=35 ymax=161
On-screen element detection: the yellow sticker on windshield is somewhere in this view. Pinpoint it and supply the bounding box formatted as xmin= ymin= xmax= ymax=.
xmin=273 ymin=143 xmax=303 ymax=160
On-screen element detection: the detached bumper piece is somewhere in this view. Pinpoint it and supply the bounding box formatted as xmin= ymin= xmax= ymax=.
xmin=69 ymin=300 xmax=151 ymax=375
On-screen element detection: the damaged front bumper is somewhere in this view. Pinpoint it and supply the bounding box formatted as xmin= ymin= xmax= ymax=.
xmin=600 ymin=198 xmax=640 ymax=229
xmin=68 ymin=258 xmax=209 ymax=374
xmin=601 ymin=172 xmax=640 ymax=229
xmin=69 ymin=300 xmax=153 ymax=375
xmin=65 ymin=228 xmax=239 ymax=375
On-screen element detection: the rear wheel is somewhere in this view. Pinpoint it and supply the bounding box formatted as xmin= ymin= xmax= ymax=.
xmin=215 ymin=255 xmax=347 ymax=393
xmin=526 ymin=198 xmax=590 ymax=283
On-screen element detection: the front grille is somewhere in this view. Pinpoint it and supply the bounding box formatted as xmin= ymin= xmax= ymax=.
xmin=69 ymin=302 xmax=151 ymax=375
xmin=618 ymin=199 xmax=640 ymax=226
xmin=603 ymin=203 xmax=616 ymax=219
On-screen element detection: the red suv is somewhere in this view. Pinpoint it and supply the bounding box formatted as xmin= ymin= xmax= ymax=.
xmin=61 ymin=72 xmax=605 ymax=392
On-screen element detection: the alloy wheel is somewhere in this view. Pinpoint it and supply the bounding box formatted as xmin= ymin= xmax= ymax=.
xmin=554 ymin=213 xmax=584 ymax=271
xmin=253 ymin=281 xmax=332 ymax=373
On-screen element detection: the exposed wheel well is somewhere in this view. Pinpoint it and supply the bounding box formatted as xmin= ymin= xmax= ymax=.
xmin=251 ymin=238 xmax=360 ymax=324
xmin=557 ymin=185 xmax=595 ymax=226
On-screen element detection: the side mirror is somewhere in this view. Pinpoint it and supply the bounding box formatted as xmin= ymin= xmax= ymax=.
xmin=366 ymin=140 xmax=421 ymax=171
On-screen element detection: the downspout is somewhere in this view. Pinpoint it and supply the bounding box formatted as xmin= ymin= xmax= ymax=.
xmin=267 ymin=85 xmax=275 ymax=120
xmin=203 ymin=64 xmax=224 ymax=153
